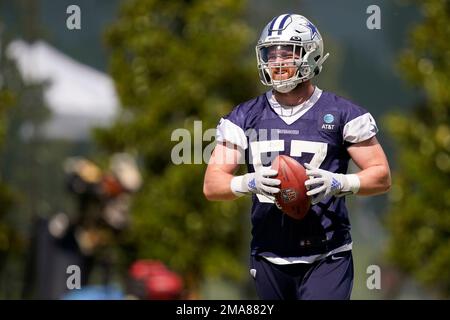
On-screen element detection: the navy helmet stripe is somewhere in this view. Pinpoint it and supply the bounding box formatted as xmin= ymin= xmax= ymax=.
xmin=267 ymin=17 xmax=277 ymax=36
xmin=277 ymin=14 xmax=291 ymax=35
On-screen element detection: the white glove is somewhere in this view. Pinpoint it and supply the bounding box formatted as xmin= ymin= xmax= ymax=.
xmin=230 ymin=167 xmax=281 ymax=201
xmin=304 ymin=163 xmax=360 ymax=205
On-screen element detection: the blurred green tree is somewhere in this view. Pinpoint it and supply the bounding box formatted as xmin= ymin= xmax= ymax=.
xmin=0 ymin=23 xmax=25 ymax=297
xmin=98 ymin=0 xmax=258 ymax=296
xmin=0 ymin=62 xmax=16 ymax=267
xmin=385 ymin=0 xmax=450 ymax=297
xmin=0 ymin=6 xmax=88 ymax=298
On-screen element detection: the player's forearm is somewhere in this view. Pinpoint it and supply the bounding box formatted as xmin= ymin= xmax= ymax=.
xmin=203 ymin=169 xmax=239 ymax=201
xmin=356 ymin=164 xmax=391 ymax=196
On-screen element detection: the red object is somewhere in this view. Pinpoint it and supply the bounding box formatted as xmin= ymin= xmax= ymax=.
xmin=129 ymin=260 xmax=168 ymax=280
xmin=101 ymin=174 xmax=124 ymax=197
xmin=145 ymin=271 xmax=183 ymax=300
xmin=272 ymin=155 xmax=310 ymax=220
xmin=129 ymin=260 xmax=183 ymax=300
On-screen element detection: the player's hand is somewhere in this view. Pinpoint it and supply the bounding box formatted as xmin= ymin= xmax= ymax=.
xmin=244 ymin=167 xmax=281 ymax=201
xmin=304 ymin=163 xmax=350 ymax=205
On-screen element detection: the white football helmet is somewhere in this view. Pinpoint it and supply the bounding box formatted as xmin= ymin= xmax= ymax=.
xmin=256 ymin=14 xmax=329 ymax=93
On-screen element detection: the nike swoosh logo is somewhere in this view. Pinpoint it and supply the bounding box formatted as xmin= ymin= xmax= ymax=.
xmin=331 ymin=255 xmax=344 ymax=261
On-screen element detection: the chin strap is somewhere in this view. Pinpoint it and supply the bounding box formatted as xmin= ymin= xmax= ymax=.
xmin=274 ymin=82 xmax=298 ymax=93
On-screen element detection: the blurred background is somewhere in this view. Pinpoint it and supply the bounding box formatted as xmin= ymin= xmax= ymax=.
xmin=0 ymin=0 xmax=448 ymax=299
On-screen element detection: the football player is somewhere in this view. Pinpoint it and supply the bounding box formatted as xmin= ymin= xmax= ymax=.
xmin=203 ymin=14 xmax=391 ymax=299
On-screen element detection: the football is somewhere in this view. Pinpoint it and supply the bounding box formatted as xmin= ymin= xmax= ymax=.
xmin=271 ymin=155 xmax=310 ymax=220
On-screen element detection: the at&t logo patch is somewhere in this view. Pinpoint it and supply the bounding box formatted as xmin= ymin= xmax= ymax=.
xmin=321 ymin=113 xmax=336 ymax=130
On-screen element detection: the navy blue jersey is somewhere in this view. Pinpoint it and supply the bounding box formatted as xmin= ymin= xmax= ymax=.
xmin=216 ymin=88 xmax=378 ymax=257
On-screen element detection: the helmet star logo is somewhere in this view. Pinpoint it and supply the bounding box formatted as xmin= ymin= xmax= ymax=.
xmin=306 ymin=21 xmax=318 ymax=39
